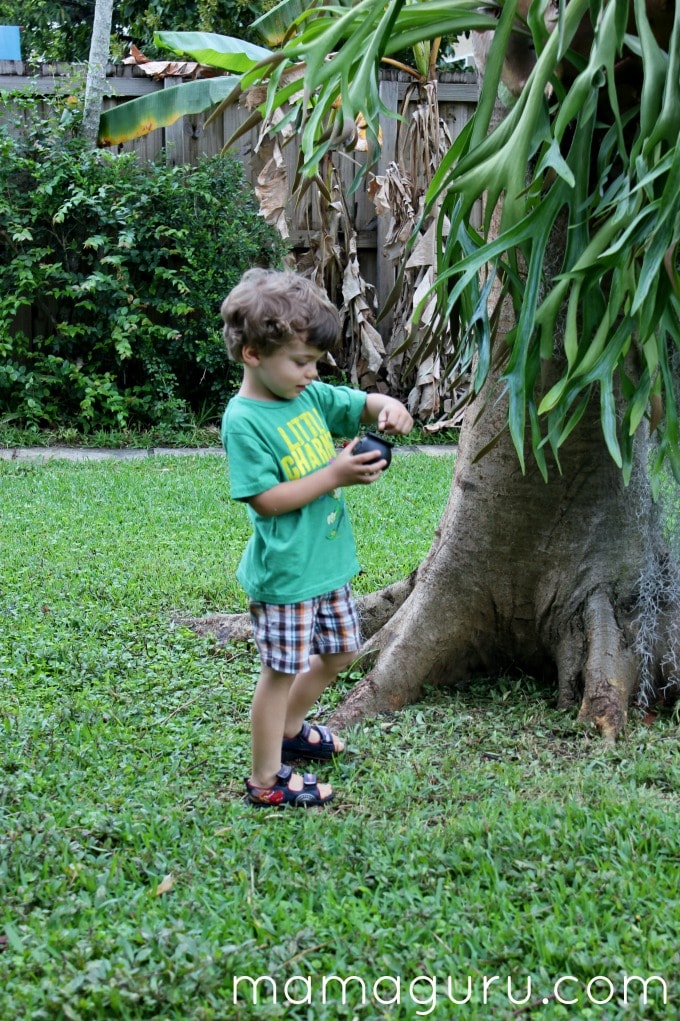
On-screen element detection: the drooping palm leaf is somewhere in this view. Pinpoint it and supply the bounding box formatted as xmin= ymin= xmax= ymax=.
xmin=418 ymin=0 xmax=679 ymax=483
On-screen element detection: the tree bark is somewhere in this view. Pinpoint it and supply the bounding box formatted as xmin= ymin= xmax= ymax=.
xmin=328 ymin=363 xmax=680 ymax=741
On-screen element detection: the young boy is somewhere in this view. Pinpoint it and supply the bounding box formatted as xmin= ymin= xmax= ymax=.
xmin=221 ymin=268 xmax=413 ymax=807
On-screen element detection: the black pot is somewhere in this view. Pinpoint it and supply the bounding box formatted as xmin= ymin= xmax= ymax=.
xmin=352 ymin=432 xmax=393 ymax=468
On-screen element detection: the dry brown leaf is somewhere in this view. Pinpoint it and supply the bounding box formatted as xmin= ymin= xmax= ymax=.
xmin=126 ymin=44 xmax=149 ymax=63
xmin=369 ymin=163 xmax=417 ymax=261
xmin=155 ymin=874 xmax=175 ymax=896
xmin=360 ymin=320 xmax=386 ymax=376
xmin=424 ymin=406 xmax=467 ymax=431
xmin=405 ymin=221 xmax=436 ymax=270
xmin=123 ymin=59 xmax=202 ymax=79
xmin=254 ymin=139 xmax=290 ymax=238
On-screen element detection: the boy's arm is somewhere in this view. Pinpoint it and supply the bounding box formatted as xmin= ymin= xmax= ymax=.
xmin=247 ymin=439 xmax=386 ymax=518
xmin=361 ymin=393 xmax=414 ymax=435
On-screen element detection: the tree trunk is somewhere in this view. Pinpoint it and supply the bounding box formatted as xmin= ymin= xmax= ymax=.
xmin=191 ymin=365 xmax=678 ymax=741
xmin=328 ymin=79 xmax=680 ymax=742
xmin=82 ymin=0 xmax=114 ymax=144
xmin=329 ymin=363 xmax=680 ymax=741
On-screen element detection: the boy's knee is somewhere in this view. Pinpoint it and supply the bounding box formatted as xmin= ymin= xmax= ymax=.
xmin=260 ymin=665 xmax=296 ymax=684
xmin=320 ymin=650 xmax=356 ymax=673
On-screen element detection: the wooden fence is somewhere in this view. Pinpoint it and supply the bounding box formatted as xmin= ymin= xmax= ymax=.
xmin=0 ymin=61 xmax=479 ymax=330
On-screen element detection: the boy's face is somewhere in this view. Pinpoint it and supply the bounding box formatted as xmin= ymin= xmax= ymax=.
xmin=242 ymin=335 xmax=323 ymax=401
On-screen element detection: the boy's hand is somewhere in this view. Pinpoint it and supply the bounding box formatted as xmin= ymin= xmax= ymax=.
xmin=364 ymin=395 xmax=414 ymax=435
xmin=248 ymin=441 xmax=384 ymax=515
xmin=331 ymin=439 xmax=386 ymax=486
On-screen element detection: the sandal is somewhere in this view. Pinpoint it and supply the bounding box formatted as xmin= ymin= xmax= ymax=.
xmin=245 ymin=764 xmax=334 ymax=808
xmin=282 ymin=721 xmax=341 ymax=762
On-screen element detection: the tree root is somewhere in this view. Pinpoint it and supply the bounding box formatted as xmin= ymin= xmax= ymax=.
xmin=356 ymin=574 xmax=416 ymax=636
xmin=176 ymin=611 xmax=253 ymax=645
xmin=577 ymin=589 xmax=638 ymax=742
xmin=334 ymin=584 xmax=644 ymax=741
xmin=329 ymin=568 xmax=474 ymax=730
xmin=174 ymin=575 xmax=415 ymax=647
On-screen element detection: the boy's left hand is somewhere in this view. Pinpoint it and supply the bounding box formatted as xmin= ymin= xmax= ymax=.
xmin=377 ymin=397 xmax=414 ymax=435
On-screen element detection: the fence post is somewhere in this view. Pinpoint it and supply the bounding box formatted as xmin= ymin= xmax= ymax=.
xmin=163 ymin=77 xmax=188 ymax=165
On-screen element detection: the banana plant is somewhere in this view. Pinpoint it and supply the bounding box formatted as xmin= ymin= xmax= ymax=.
xmin=97 ymin=0 xmax=497 ymax=419
xmin=97 ymin=34 xmax=272 ymax=144
xmin=98 ymin=0 xmax=680 ymax=487
xmin=98 ymin=2 xmax=496 ymax=148
xmin=250 ymin=0 xmax=311 ymax=47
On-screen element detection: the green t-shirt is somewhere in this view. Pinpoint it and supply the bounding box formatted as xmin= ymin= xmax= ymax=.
xmin=222 ymin=381 xmax=367 ymax=604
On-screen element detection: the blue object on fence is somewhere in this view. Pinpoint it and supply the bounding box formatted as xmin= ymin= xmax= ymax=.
xmin=0 ymin=26 xmax=21 ymax=60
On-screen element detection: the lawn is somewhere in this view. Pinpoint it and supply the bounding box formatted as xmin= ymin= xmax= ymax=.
xmin=0 ymin=451 xmax=678 ymax=1020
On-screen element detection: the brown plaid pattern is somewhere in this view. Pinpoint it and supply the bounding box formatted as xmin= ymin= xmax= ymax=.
xmin=249 ymin=583 xmax=361 ymax=674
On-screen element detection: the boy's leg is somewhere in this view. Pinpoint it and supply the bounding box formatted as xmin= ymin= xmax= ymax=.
xmin=283 ymin=651 xmax=355 ymax=751
xmin=250 ymin=665 xmax=295 ymax=787
xmin=283 ymin=585 xmax=361 ymax=750
xmin=249 ymin=663 xmax=334 ymax=800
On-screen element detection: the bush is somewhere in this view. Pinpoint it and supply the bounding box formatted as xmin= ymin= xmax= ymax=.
xmin=0 ymin=97 xmax=287 ymax=431
xmin=1 ymin=0 xmax=264 ymax=66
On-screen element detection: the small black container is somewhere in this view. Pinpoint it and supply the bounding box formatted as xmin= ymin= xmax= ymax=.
xmin=352 ymin=432 xmax=393 ymax=468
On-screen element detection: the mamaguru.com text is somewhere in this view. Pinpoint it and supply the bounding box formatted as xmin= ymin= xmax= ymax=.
xmin=233 ymin=970 xmax=669 ymax=1015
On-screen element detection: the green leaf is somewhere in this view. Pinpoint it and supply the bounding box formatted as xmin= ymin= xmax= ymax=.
xmin=535 ymin=137 xmax=575 ymax=188
xmin=386 ymin=9 xmax=496 ymax=55
xmin=154 ymin=31 xmax=272 ymax=72
xmin=251 ymin=0 xmax=311 ymax=47
xmin=4 ymin=923 xmax=24 ymax=953
xmin=98 ymin=78 xmax=240 ymax=145
xmin=555 ymin=390 xmax=591 ymax=447
xmin=529 ymin=401 xmax=549 ymax=482
xmin=600 ymin=374 xmax=622 ymax=468
xmin=470 ymin=0 xmax=520 ymax=147
xmin=628 ymin=369 xmax=653 ymax=435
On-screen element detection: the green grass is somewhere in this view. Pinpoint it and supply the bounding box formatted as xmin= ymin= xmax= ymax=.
xmin=0 ymin=422 xmax=458 ymax=451
xmin=1 ymin=452 xmax=678 ymax=1020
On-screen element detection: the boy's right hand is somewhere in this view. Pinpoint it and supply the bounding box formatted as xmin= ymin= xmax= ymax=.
xmin=331 ymin=438 xmax=387 ymax=486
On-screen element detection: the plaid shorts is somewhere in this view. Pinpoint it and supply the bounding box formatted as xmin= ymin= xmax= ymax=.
xmin=249 ymin=583 xmax=362 ymax=675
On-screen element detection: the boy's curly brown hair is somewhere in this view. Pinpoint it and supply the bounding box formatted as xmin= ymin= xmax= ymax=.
xmin=221 ymin=269 xmax=341 ymax=362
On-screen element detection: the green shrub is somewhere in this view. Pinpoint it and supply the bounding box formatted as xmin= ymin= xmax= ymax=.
xmin=1 ymin=0 xmax=264 ymax=65
xmin=0 ymin=96 xmax=287 ymax=431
